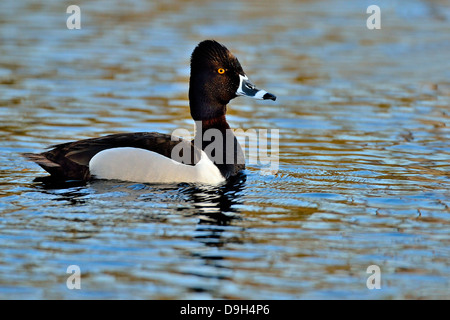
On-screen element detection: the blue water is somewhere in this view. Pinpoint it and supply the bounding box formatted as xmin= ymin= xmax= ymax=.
xmin=0 ymin=0 xmax=449 ymax=299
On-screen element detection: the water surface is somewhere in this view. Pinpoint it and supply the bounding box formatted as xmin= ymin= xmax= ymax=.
xmin=0 ymin=0 xmax=449 ymax=299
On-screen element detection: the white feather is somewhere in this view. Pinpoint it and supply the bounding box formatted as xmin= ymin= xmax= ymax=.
xmin=89 ymin=147 xmax=225 ymax=185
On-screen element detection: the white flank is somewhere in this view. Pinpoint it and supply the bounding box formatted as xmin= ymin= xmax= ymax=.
xmin=89 ymin=147 xmax=225 ymax=185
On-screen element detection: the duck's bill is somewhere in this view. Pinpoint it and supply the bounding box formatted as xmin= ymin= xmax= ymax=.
xmin=236 ymin=74 xmax=276 ymax=101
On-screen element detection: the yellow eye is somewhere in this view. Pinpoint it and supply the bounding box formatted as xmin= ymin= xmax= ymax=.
xmin=217 ymin=68 xmax=225 ymax=74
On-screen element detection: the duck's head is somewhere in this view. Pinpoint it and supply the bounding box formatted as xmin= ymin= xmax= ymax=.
xmin=189 ymin=40 xmax=276 ymax=121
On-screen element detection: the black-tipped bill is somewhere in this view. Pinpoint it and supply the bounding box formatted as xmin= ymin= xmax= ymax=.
xmin=236 ymin=74 xmax=276 ymax=101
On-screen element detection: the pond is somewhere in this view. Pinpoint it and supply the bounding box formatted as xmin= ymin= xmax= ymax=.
xmin=0 ymin=0 xmax=449 ymax=299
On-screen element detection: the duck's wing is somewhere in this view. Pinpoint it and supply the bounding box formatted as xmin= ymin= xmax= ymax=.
xmin=22 ymin=132 xmax=202 ymax=181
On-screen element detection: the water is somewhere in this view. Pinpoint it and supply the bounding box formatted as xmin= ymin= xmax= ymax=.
xmin=0 ymin=0 xmax=449 ymax=299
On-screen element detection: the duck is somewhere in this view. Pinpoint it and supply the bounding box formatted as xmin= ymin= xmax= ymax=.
xmin=23 ymin=40 xmax=276 ymax=185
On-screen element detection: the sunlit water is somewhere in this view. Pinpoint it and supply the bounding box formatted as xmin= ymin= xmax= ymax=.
xmin=0 ymin=0 xmax=449 ymax=299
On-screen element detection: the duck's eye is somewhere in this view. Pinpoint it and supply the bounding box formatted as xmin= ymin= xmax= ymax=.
xmin=217 ymin=68 xmax=225 ymax=74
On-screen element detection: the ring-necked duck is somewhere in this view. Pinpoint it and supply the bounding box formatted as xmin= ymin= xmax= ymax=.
xmin=24 ymin=40 xmax=276 ymax=184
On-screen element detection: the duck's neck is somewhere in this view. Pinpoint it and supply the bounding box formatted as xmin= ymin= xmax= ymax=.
xmin=200 ymin=114 xmax=229 ymax=131
xmin=194 ymin=114 xmax=230 ymax=149
xmin=192 ymin=114 xmax=245 ymax=179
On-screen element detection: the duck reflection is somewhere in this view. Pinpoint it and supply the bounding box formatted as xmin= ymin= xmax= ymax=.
xmin=180 ymin=174 xmax=246 ymax=256
xmin=32 ymin=173 xmax=247 ymax=283
xmin=180 ymin=172 xmax=246 ymax=226
xmin=32 ymin=172 xmax=246 ymax=227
